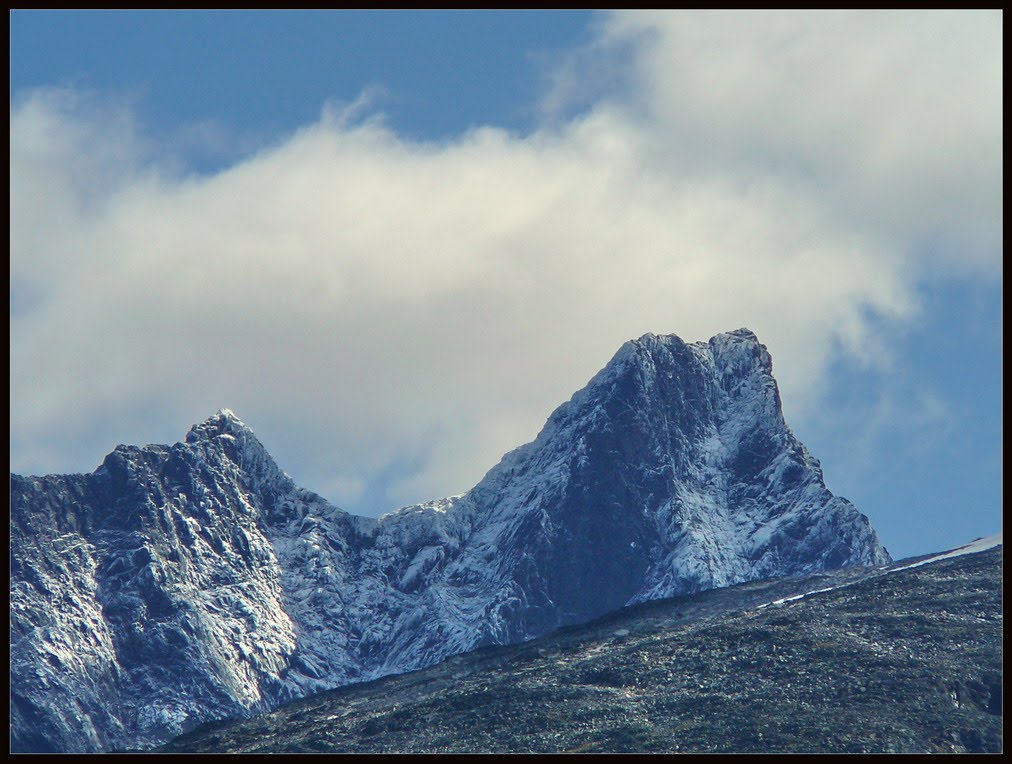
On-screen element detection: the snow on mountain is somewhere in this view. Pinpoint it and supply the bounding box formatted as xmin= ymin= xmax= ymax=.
xmin=753 ymin=532 xmax=1003 ymax=612
xmin=10 ymin=329 xmax=890 ymax=752
xmin=888 ymin=533 xmax=1002 ymax=573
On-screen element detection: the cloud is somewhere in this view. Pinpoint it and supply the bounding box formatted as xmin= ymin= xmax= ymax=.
xmin=584 ymin=10 xmax=1003 ymax=272
xmin=10 ymin=12 xmax=1001 ymax=515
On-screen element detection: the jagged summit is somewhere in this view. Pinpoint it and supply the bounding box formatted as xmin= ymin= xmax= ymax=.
xmin=11 ymin=329 xmax=890 ymax=753
xmin=602 ymin=328 xmax=769 ymax=384
xmin=185 ymin=407 xmax=255 ymax=442
xmin=634 ymin=326 xmax=758 ymax=345
xmin=712 ymin=326 xmax=759 ymax=340
xmin=627 ymin=327 xmax=760 ymax=350
xmin=178 ymin=407 xmax=293 ymax=497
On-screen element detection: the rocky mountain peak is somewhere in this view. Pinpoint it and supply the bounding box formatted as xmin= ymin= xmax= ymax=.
xmin=185 ymin=407 xmax=255 ymax=443
xmin=182 ymin=408 xmax=289 ymax=496
xmin=10 ymin=329 xmax=891 ymax=753
xmin=707 ymin=327 xmax=774 ymax=379
xmin=607 ymin=328 xmax=770 ymax=382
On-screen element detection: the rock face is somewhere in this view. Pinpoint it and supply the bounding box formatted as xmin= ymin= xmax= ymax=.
xmin=9 ymin=329 xmax=890 ymax=752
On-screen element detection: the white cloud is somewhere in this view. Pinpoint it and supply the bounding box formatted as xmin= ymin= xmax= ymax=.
xmin=10 ymin=11 xmax=1001 ymax=515
xmin=588 ymin=10 xmax=1003 ymax=271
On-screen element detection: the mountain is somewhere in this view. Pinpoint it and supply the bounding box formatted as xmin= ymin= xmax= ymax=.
xmin=10 ymin=328 xmax=889 ymax=752
xmin=159 ymin=538 xmax=1003 ymax=754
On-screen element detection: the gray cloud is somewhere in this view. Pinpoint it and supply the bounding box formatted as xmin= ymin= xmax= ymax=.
xmin=10 ymin=12 xmax=1001 ymax=515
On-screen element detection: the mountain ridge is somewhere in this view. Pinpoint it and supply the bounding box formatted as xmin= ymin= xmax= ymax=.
xmin=11 ymin=328 xmax=890 ymax=752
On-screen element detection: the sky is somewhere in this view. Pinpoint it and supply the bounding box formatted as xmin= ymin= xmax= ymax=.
xmin=10 ymin=10 xmax=1002 ymax=560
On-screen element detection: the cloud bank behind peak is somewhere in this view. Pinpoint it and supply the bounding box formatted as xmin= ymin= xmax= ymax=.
xmin=10 ymin=11 xmax=1000 ymax=515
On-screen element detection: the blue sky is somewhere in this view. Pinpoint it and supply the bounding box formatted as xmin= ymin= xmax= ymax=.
xmin=11 ymin=11 xmax=593 ymax=161
xmin=10 ymin=10 xmax=1002 ymax=559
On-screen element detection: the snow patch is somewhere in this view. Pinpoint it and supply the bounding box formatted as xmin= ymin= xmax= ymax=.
xmin=890 ymin=533 xmax=1002 ymax=573
xmin=754 ymin=533 xmax=1002 ymax=612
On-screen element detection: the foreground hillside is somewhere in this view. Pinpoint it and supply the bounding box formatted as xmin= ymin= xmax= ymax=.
xmin=161 ymin=542 xmax=1002 ymax=754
